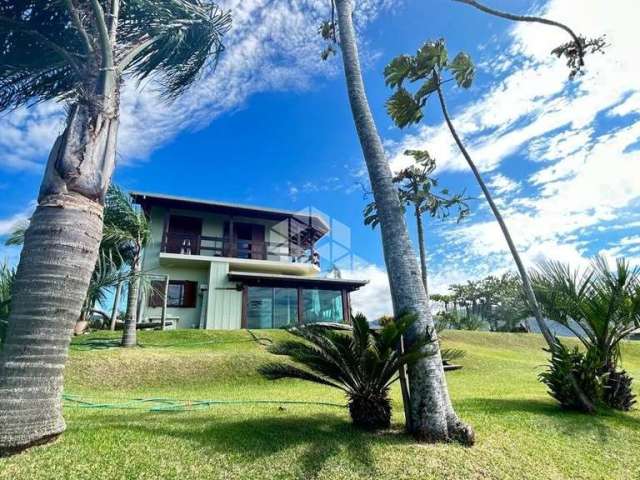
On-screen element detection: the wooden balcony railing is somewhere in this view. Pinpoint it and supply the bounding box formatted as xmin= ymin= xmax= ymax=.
xmin=161 ymin=232 xmax=318 ymax=265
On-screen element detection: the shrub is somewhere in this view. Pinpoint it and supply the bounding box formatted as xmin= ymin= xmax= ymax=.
xmin=259 ymin=313 xmax=434 ymax=430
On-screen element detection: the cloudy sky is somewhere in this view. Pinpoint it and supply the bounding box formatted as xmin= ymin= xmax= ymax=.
xmin=0 ymin=0 xmax=638 ymax=319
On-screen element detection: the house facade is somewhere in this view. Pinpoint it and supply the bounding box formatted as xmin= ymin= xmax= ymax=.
xmin=132 ymin=192 xmax=367 ymax=329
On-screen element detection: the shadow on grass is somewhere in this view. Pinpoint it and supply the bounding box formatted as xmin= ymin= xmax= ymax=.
xmin=69 ymin=339 xmax=122 ymax=351
xmin=460 ymin=397 xmax=640 ymax=438
xmin=90 ymin=412 xmax=409 ymax=478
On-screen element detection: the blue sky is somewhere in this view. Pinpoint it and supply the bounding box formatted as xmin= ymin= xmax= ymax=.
xmin=1 ymin=0 xmax=638 ymax=318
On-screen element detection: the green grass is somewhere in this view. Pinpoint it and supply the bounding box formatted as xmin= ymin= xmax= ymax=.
xmin=2 ymin=329 xmax=640 ymax=480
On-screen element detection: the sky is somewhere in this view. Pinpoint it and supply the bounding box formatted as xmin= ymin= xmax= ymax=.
xmin=1 ymin=0 xmax=639 ymax=319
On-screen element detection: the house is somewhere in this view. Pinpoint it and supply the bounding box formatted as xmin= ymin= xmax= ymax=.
xmin=132 ymin=192 xmax=367 ymax=329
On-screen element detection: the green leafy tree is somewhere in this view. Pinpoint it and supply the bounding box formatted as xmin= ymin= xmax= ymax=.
xmin=322 ymin=0 xmax=474 ymax=443
xmin=364 ymin=149 xmax=470 ymax=291
xmin=384 ymin=38 xmax=594 ymax=413
xmin=0 ymin=1 xmax=231 ymax=452
xmin=260 ymin=313 xmax=435 ymax=430
xmin=532 ymin=257 xmax=640 ymax=411
xmin=0 ymin=264 xmax=15 ymax=347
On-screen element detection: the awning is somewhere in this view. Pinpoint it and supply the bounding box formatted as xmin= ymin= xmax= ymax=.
xmin=227 ymin=271 xmax=368 ymax=291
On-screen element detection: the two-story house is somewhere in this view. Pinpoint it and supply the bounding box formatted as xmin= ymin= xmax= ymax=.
xmin=132 ymin=192 xmax=367 ymax=329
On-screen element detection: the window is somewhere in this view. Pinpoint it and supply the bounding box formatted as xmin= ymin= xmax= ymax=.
xmin=148 ymin=280 xmax=197 ymax=308
xmin=244 ymin=286 xmax=346 ymax=328
xmin=246 ymin=287 xmax=298 ymax=328
xmin=302 ymin=289 xmax=344 ymax=324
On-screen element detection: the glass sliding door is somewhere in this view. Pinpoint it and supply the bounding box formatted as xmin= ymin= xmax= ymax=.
xmin=273 ymin=288 xmax=298 ymax=328
xmin=302 ymin=289 xmax=344 ymax=324
xmin=246 ymin=287 xmax=298 ymax=328
xmin=246 ymin=287 xmax=273 ymax=329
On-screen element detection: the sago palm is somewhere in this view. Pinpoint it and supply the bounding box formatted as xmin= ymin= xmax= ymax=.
xmin=0 ymin=1 xmax=231 ymax=452
xmin=259 ymin=313 xmax=435 ymax=430
xmin=532 ymin=257 xmax=640 ymax=410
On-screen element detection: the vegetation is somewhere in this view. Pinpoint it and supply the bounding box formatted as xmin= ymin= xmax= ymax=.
xmin=0 ymin=329 xmax=638 ymax=479
xmin=363 ymin=149 xmax=470 ymax=290
xmin=532 ymin=257 xmax=640 ymax=411
xmin=259 ymin=314 xmax=434 ymax=430
xmin=0 ymin=264 xmax=15 ymax=347
xmin=432 ymin=273 xmax=530 ymax=332
xmin=103 ymin=185 xmax=151 ymax=347
xmin=0 ymin=0 xmax=231 ymax=452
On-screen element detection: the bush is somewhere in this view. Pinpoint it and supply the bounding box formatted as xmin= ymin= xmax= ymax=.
xmin=259 ymin=313 xmax=434 ymax=430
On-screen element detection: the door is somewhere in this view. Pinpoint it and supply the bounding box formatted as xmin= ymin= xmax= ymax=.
xmin=167 ymin=215 xmax=203 ymax=255
xmin=223 ymin=222 xmax=266 ymax=259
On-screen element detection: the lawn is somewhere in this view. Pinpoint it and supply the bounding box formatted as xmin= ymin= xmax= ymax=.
xmin=1 ymin=329 xmax=639 ymax=480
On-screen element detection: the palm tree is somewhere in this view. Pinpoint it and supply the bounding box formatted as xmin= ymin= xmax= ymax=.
xmin=0 ymin=263 xmax=15 ymax=347
xmin=384 ymin=38 xmax=596 ymax=413
xmin=0 ymin=1 xmax=231 ymax=452
xmin=364 ymin=149 xmax=469 ymax=292
xmin=102 ymin=186 xmax=150 ymax=347
xmin=532 ymin=257 xmax=640 ymax=411
xmin=260 ymin=313 xmax=434 ymax=430
xmin=330 ymin=0 xmax=474 ymax=444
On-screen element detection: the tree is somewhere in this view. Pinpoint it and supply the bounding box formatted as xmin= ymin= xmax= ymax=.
xmin=327 ymin=0 xmax=474 ymax=444
xmin=532 ymin=257 xmax=639 ymax=411
xmin=102 ymin=185 xmax=150 ymax=347
xmin=0 ymin=263 xmax=15 ymax=347
xmin=0 ymin=1 xmax=231 ymax=452
xmin=384 ymin=38 xmax=595 ymax=412
xmin=260 ymin=313 xmax=435 ymax=430
xmin=364 ymin=149 xmax=470 ymax=291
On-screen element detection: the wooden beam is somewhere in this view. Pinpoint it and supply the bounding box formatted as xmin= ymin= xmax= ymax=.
xmin=297 ymin=287 xmax=303 ymax=325
xmin=160 ymin=275 xmax=170 ymax=330
xmin=241 ymin=285 xmax=248 ymax=328
xmin=161 ymin=209 xmax=170 ymax=252
xmin=342 ymin=290 xmax=351 ymax=325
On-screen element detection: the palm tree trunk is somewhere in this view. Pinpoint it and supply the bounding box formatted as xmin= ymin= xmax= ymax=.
xmin=415 ymin=206 xmax=428 ymax=293
xmin=109 ymin=281 xmax=123 ymax=331
xmin=0 ymin=95 xmax=120 ymax=452
xmin=121 ymin=258 xmax=140 ymax=348
xmin=435 ymin=81 xmax=595 ymax=413
xmin=334 ymin=0 xmax=474 ymax=443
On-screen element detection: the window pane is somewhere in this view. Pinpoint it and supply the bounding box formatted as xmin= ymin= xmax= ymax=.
xmin=247 ymin=287 xmax=273 ymax=329
xmin=302 ymin=289 xmax=344 ymax=324
xmin=273 ymin=288 xmax=298 ymax=328
xmin=167 ymin=284 xmax=183 ymax=307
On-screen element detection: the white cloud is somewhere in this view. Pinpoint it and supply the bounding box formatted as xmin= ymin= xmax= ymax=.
xmin=0 ymin=0 xmax=394 ymax=172
xmin=487 ymin=173 xmax=521 ymax=195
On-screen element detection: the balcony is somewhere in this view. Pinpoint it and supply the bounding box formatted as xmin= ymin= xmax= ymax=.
xmin=161 ymin=232 xmax=319 ymax=266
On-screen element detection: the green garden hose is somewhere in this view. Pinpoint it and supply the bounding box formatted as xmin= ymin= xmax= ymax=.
xmin=62 ymin=394 xmax=345 ymax=412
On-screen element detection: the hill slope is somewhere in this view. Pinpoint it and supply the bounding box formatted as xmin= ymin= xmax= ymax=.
xmin=1 ymin=330 xmax=639 ymax=480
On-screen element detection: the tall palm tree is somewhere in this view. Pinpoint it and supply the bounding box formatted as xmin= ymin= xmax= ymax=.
xmin=385 ymin=39 xmax=595 ymax=412
xmin=332 ymin=0 xmax=474 ymax=444
xmin=364 ymin=149 xmax=469 ymax=291
xmin=102 ymin=185 xmax=150 ymax=347
xmin=0 ymin=1 xmax=231 ymax=452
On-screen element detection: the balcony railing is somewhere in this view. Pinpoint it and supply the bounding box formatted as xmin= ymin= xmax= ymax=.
xmin=161 ymin=232 xmax=318 ymax=265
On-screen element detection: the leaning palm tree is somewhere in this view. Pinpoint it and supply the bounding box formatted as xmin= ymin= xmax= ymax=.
xmin=102 ymin=185 xmax=150 ymax=347
xmin=384 ymin=38 xmax=595 ymax=413
xmin=260 ymin=313 xmax=434 ymax=430
xmin=324 ymin=0 xmax=474 ymax=443
xmin=0 ymin=1 xmax=231 ymax=452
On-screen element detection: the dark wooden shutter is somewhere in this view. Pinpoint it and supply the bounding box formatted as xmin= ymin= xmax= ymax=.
xmin=148 ymin=280 xmax=165 ymax=307
xmin=183 ymin=281 xmax=198 ymax=308
xmin=251 ymin=224 xmax=265 ymax=259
